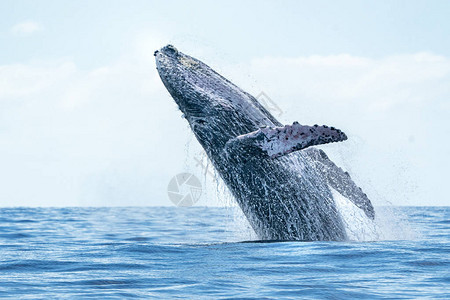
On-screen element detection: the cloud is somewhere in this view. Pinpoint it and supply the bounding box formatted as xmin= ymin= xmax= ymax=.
xmin=10 ymin=21 xmax=43 ymax=36
xmin=229 ymin=52 xmax=450 ymax=112
xmin=0 ymin=61 xmax=76 ymax=98
xmin=0 ymin=36 xmax=191 ymax=206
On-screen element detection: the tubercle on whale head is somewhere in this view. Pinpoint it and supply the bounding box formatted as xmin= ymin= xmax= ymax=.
xmin=154 ymin=44 xmax=179 ymax=58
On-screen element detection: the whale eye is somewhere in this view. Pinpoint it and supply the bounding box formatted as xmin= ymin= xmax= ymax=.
xmin=195 ymin=119 xmax=206 ymax=125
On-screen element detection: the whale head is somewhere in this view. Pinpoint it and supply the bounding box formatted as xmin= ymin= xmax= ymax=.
xmin=155 ymin=45 xmax=277 ymax=156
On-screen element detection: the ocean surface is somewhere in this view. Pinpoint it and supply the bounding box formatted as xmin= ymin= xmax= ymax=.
xmin=0 ymin=206 xmax=448 ymax=299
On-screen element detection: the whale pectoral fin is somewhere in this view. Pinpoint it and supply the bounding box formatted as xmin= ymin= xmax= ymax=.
xmin=227 ymin=122 xmax=347 ymax=159
xmin=306 ymin=148 xmax=375 ymax=219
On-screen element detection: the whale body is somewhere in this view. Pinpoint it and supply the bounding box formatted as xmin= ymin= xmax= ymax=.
xmin=155 ymin=45 xmax=374 ymax=241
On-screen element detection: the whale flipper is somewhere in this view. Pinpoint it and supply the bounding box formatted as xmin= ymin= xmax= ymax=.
xmin=306 ymin=148 xmax=375 ymax=219
xmin=226 ymin=122 xmax=347 ymax=159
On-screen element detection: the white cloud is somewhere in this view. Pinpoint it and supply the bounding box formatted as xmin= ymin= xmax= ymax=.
xmin=0 ymin=61 xmax=76 ymax=98
xmin=10 ymin=21 xmax=43 ymax=36
xmin=235 ymin=52 xmax=450 ymax=110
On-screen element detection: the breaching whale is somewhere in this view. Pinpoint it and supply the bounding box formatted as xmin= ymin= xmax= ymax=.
xmin=155 ymin=45 xmax=374 ymax=241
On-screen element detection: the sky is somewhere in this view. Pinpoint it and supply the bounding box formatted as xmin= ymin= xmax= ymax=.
xmin=0 ymin=0 xmax=449 ymax=207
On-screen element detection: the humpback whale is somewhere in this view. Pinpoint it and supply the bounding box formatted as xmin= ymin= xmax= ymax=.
xmin=155 ymin=45 xmax=374 ymax=241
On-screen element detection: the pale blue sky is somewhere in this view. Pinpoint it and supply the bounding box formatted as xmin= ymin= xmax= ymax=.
xmin=2 ymin=1 xmax=450 ymax=65
xmin=0 ymin=1 xmax=449 ymax=206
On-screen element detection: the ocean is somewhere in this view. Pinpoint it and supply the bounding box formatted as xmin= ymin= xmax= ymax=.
xmin=0 ymin=206 xmax=448 ymax=299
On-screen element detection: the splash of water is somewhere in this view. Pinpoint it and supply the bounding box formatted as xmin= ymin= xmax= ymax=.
xmin=372 ymin=206 xmax=419 ymax=241
xmin=185 ymin=136 xmax=417 ymax=242
xmin=332 ymin=188 xmax=378 ymax=241
xmin=333 ymin=188 xmax=418 ymax=241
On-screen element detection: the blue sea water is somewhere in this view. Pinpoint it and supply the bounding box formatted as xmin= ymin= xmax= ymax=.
xmin=0 ymin=206 xmax=448 ymax=299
